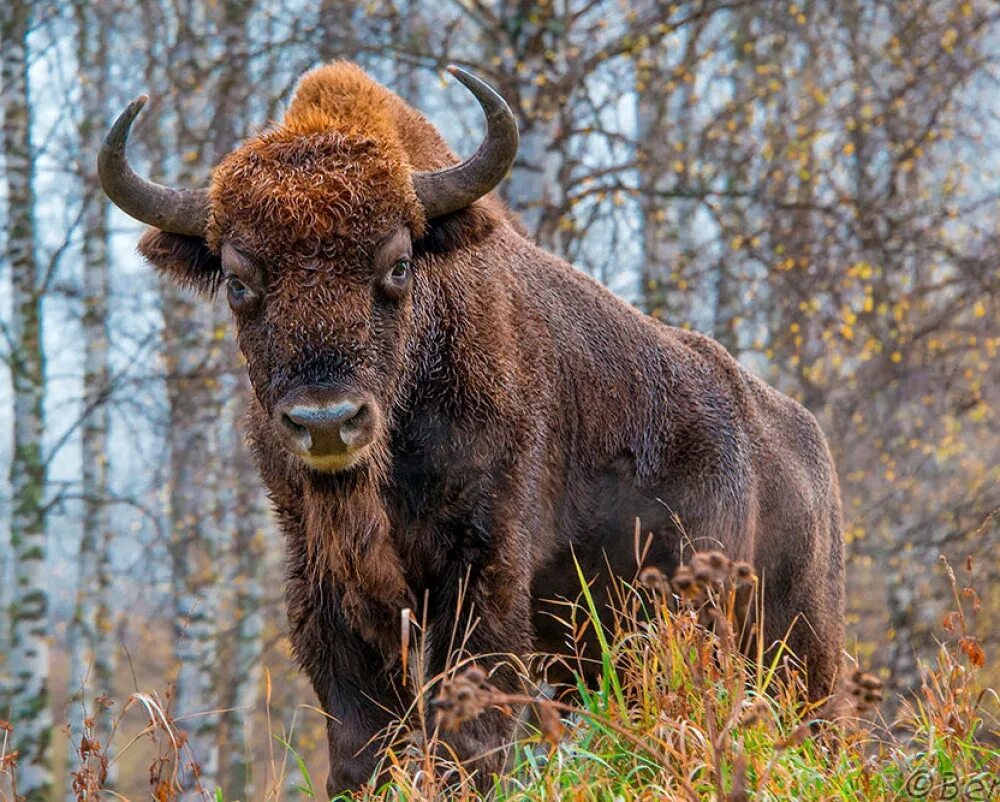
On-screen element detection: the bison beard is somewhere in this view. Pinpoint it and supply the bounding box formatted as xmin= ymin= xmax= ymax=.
xmin=300 ymin=457 xmax=414 ymax=654
xmin=103 ymin=61 xmax=846 ymax=795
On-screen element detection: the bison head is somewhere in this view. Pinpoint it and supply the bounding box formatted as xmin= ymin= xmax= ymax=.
xmin=100 ymin=63 xmax=517 ymax=474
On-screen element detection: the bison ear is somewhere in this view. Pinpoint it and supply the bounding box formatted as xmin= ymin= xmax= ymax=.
xmin=138 ymin=229 xmax=223 ymax=296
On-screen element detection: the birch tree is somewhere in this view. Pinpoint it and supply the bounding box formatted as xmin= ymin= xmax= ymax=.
xmin=635 ymin=9 xmax=705 ymax=327
xmin=1 ymin=2 xmax=52 ymax=799
xmin=217 ymin=405 xmax=268 ymax=800
xmin=131 ymin=0 xmax=223 ymax=786
xmin=66 ymin=1 xmax=118 ymax=795
xmin=136 ymin=0 xmax=263 ymax=789
xmin=488 ymin=2 xmax=570 ymax=253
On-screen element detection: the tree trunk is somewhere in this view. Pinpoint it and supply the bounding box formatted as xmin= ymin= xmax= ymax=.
xmin=144 ymin=1 xmax=255 ymax=791
xmin=138 ymin=0 xmax=226 ymax=782
xmin=491 ymin=1 xmax=569 ymax=255
xmin=158 ymin=251 xmax=226 ymax=793
xmin=218 ymin=398 xmax=267 ymax=800
xmin=635 ymin=32 xmax=695 ymax=326
xmin=1 ymin=3 xmax=52 ymax=799
xmin=66 ymin=1 xmax=118 ymax=796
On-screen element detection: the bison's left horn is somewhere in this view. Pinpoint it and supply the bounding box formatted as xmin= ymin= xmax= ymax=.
xmin=413 ymin=66 xmax=519 ymax=219
xmin=98 ymin=95 xmax=211 ymax=237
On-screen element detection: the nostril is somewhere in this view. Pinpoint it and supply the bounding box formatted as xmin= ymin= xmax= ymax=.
xmin=338 ymin=403 xmax=366 ymax=429
xmin=279 ymin=411 xmax=312 ymax=451
xmin=337 ymin=404 xmax=370 ymax=447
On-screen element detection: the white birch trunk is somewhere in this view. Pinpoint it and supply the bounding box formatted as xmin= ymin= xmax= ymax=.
xmin=162 ymin=291 xmax=225 ymax=794
xmin=219 ymin=393 xmax=267 ymax=800
xmin=506 ymin=107 xmax=564 ymax=249
xmin=66 ymin=2 xmax=118 ymax=796
xmin=1 ymin=4 xmax=52 ymax=800
xmin=634 ymin=23 xmax=702 ymax=328
xmin=489 ymin=2 xmax=567 ymax=255
xmin=636 ymin=61 xmax=682 ymax=322
xmin=152 ymin=3 xmax=255 ymax=789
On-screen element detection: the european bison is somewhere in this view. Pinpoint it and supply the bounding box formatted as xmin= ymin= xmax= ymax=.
xmin=100 ymin=62 xmax=844 ymax=794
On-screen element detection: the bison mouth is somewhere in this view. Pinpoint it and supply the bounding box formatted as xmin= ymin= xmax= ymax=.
xmin=296 ymin=447 xmax=372 ymax=474
xmin=273 ymin=387 xmax=381 ymax=473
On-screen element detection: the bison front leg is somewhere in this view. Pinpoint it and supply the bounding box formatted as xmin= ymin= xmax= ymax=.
xmin=428 ymin=556 xmax=536 ymax=790
xmin=324 ymin=666 xmax=398 ymax=793
xmin=287 ymin=577 xmax=405 ymax=795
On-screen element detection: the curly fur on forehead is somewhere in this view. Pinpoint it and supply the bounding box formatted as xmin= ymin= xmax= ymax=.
xmin=205 ymin=61 xmax=439 ymax=255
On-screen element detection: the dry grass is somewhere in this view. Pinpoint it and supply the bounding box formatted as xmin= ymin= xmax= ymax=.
xmin=6 ymin=552 xmax=998 ymax=802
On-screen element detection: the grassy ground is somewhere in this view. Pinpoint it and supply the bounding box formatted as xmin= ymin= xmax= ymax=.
xmin=340 ymin=554 xmax=999 ymax=801
xmin=20 ymin=553 xmax=1000 ymax=801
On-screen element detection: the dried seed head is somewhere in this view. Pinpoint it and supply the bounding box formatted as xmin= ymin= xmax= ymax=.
xmin=777 ymin=722 xmax=813 ymax=749
xmin=706 ymin=550 xmax=731 ymax=572
xmin=843 ymin=669 xmax=884 ymax=712
xmin=671 ymin=550 xmax=759 ymax=638
xmin=858 ymin=673 xmax=882 ymax=691
xmin=737 ymin=696 xmax=771 ymax=728
xmin=671 ymin=565 xmax=697 ymax=595
xmin=694 ymin=568 xmax=714 ymax=587
xmin=639 ymin=565 xmax=671 ymax=596
xmin=692 ymin=552 xmax=736 ymax=592
xmin=433 ymin=664 xmax=495 ymax=731
xmin=463 ymin=665 xmax=488 ymax=686
xmin=698 ymin=606 xmax=723 ymax=629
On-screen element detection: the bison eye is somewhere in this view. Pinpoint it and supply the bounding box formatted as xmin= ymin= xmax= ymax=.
xmin=226 ymin=274 xmax=255 ymax=309
xmin=379 ymin=258 xmax=413 ymax=300
xmin=390 ymin=259 xmax=411 ymax=281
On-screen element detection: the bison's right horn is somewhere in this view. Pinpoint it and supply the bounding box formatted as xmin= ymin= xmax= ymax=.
xmin=412 ymin=66 xmax=519 ymax=219
xmin=98 ymin=95 xmax=211 ymax=237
